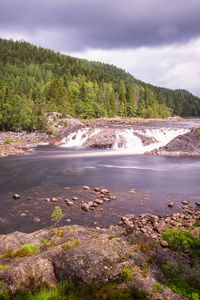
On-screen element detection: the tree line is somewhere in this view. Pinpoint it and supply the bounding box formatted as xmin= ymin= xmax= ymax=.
xmin=0 ymin=38 xmax=199 ymax=131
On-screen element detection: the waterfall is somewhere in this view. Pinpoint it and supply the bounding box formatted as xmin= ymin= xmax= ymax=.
xmin=60 ymin=128 xmax=101 ymax=147
xmin=59 ymin=127 xmax=190 ymax=154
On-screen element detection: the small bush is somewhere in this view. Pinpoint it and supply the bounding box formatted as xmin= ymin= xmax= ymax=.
xmin=12 ymin=244 xmax=40 ymax=258
xmin=153 ymin=282 xmax=164 ymax=293
xmin=3 ymin=138 xmax=16 ymax=144
xmin=162 ymin=228 xmax=200 ymax=254
xmin=121 ymin=267 xmax=134 ymax=280
xmin=0 ymin=264 xmax=9 ymax=271
xmin=51 ymin=207 xmax=65 ymax=224
xmin=62 ymin=239 xmax=80 ymax=250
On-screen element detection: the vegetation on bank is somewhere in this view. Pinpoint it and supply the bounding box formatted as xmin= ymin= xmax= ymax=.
xmin=0 ymin=38 xmax=200 ymax=131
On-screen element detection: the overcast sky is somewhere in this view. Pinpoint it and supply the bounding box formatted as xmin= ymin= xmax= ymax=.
xmin=1 ymin=0 xmax=200 ymax=96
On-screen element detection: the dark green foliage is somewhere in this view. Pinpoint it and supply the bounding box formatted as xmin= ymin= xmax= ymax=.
xmin=0 ymin=38 xmax=200 ymax=131
xmin=162 ymin=261 xmax=200 ymax=300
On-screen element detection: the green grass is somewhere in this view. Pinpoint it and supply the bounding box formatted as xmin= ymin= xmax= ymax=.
xmin=153 ymin=282 xmax=164 ymax=293
xmin=12 ymin=244 xmax=40 ymax=258
xmin=121 ymin=267 xmax=134 ymax=280
xmin=61 ymin=239 xmax=80 ymax=250
xmin=162 ymin=228 xmax=200 ymax=254
xmin=3 ymin=138 xmax=20 ymax=144
xmin=12 ymin=281 xmax=137 ymax=300
xmin=0 ymin=264 xmax=10 ymax=271
xmin=2 ymin=244 xmax=40 ymax=259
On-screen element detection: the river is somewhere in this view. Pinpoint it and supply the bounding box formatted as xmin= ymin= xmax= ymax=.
xmin=0 ymin=119 xmax=200 ymax=234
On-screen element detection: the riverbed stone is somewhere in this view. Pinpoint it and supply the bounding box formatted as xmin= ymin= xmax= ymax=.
xmin=168 ymin=202 xmax=174 ymax=207
xmin=65 ymin=199 xmax=74 ymax=206
xmin=100 ymin=188 xmax=109 ymax=195
xmin=13 ymin=194 xmax=20 ymax=199
xmin=181 ymin=200 xmax=189 ymax=205
xmin=51 ymin=197 xmax=58 ymax=202
xmin=161 ymin=240 xmax=168 ymax=248
xmin=33 ymin=217 xmax=41 ymax=223
xmin=82 ymin=186 xmax=90 ymax=190
xmin=94 ymin=198 xmax=104 ymax=204
xmin=81 ymin=203 xmax=90 ymax=211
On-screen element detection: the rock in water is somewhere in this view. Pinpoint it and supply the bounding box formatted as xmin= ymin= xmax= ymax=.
xmin=82 ymin=186 xmax=90 ymax=190
xmin=13 ymin=194 xmax=20 ymax=200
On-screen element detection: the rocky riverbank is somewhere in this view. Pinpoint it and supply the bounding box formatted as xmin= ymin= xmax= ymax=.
xmin=149 ymin=128 xmax=200 ymax=156
xmin=0 ymin=196 xmax=199 ymax=299
xmin=0 ymin=132 xmax=49 ymax=157
xmin=0 ymin=219 xmax=199 ymax=299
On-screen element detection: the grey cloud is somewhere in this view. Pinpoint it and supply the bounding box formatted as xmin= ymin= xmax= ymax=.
xmin=0 ymin=0 xmax=200 ymax=51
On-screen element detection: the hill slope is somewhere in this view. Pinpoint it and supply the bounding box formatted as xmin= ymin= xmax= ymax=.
xmin=0 ymin=38 xmax=200 ymax=131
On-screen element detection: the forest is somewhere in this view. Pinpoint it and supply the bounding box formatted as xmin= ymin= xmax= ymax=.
xmin=0 ymin=38 xmax=200 ymax=131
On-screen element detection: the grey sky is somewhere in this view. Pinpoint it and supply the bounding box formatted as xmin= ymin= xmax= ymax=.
xmin=0 ymin=0 xmax=200 ymax=96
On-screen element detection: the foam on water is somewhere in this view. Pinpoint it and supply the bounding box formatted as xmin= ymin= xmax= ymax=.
xmin=60 ymin=127 xmax=190 ymax=155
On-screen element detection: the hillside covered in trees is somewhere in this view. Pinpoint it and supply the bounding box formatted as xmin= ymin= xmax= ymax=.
xmin=0 ymin=38 xmax=200 ymax=131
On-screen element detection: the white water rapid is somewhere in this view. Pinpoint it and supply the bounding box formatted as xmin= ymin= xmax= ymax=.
xmin=60 ymin=127 xmax=190 ymax=155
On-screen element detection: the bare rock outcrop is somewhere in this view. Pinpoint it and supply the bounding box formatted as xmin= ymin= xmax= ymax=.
xmin=149 ymin=128 xmax=200 ymax=156
xmin=83 ymin=128 xmax=117 ymax=148
xmin=0 ymin=224 xmax=197 ymax=299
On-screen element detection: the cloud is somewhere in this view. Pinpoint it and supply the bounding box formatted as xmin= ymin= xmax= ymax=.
xmin=0 ymin=0 xmax=200 ymax=51
xmin=70 ymin=38 xmax=200 ymax=96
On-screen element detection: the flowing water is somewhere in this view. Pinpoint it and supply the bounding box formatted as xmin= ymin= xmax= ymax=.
xmin=0 ymin=119 xmax=200 ymax=234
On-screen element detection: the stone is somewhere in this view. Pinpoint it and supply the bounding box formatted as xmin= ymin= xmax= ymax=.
xmin=129 ymin=190 xmax=136 ymax=194
xmin=13 ymin=194 xmax=20 ymax=199
xmin=195 ymin=201 xmax=200 ymax=207
xmin=103 ymin=197 xmax=110 ymax=202
xmin=94 ymin=187 xmax=100 ymax=192
xmin=44 ymin=198 xmax=51 ymax=202
xmin=150 ymin=215 xmax=159 ymax=223
xmin=122 ymin=214 xmax=135 ymax=221
xmin=82 ymin=186 xmax=90 ymax=190
xmin=161 ymin=240 xmax=168 ymax=248
xmin=81 ymin=203 xmax=90 ymax=211
xmin=170 ymin=220 xmax=177 ymax=226
xmin=20 ymin=213 xmax=26 ymax=217
xmin=155 ymin=220 xmax=167 ymax=233
xmin=65 ymin=199 xmax=74 ymax=206
xmin=182 ymin=205 xmax=189 ymax=210
xmin=168 ymin=202 xmax=174 ymax=207
xmin=118 ymin=221 xmax=124 ymax=226
xmin=94 ymin=199 xmax=104 ymax=205
xmin=110 ymin=196 xmax=116 ymax=200
xmin=100 ymin=188 xmax=108 ymax=195
xmin=72 ymin=196 xmax=79 ymax=201
xmin=51 ymin=197 xmax=58 ymax=202
xmin=191 ymin=227 xmax=200 ymax=237
xmin=33 ymin=217 xmax=40 ymax=223
xmin=181 ymin=200 xmax=189 ymax=205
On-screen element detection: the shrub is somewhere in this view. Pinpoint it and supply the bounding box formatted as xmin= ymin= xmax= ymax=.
xmin=12 ymin=244 xmax=40 ymax=258
xmin=121 ymin=267 xmax=134 ymax=280
xmin=162 ymin=228 xmax=200 ymax=254
xmin=62 ymin=239 xmax=80 ymax=250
